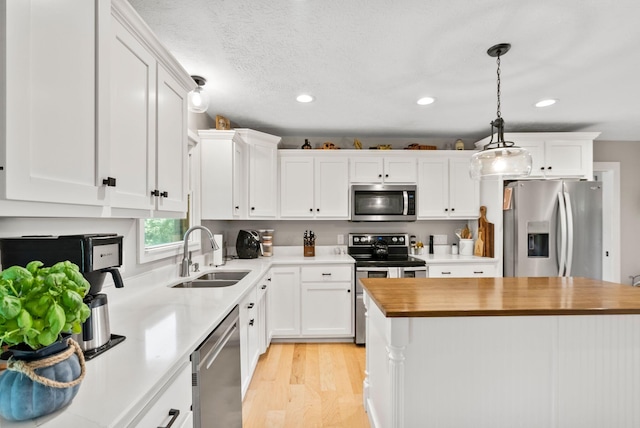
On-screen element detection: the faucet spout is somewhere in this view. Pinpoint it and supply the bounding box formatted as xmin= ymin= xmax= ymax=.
xmin=181 ymin=225 xmax=219 ymax=277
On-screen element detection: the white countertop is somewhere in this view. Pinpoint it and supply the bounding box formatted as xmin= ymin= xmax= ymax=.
xmin=1 ymin=247 xmax=492 ymax=427
xmin=1 ymin=250 xmax=354 ymax=428
xmin=411 ymin=254 xmax=498 ymax=264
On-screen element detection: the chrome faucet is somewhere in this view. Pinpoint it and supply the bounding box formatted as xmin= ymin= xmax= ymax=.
xmin=181 ymin=225 xmax=219 ymax=277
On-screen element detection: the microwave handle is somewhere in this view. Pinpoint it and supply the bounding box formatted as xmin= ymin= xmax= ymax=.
xmin=402 ymin=191 xmax=409 ymax=215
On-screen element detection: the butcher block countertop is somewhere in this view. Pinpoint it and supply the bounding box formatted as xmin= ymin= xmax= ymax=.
xmin=360 ymin=276 xmax=640 ymax=317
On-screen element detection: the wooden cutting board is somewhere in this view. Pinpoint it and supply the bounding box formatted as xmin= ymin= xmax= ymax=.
xmin=478 ymin=206 xmax=495 ymax=258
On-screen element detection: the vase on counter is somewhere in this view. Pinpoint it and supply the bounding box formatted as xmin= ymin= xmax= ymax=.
xmin=0 ymin=336 xmax=86 ymax=421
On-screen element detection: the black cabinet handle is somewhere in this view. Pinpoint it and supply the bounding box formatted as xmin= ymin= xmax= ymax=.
xmin=474 ymin=271 xmax=484 ymax=274
xmin=444 ymin=208 xmax=448 ymax=212
xmin=322 ymin=273 xmax=332 ymax=276
xmin=151 ymin=189 xmax=160 ymax=197
xmin=316 ymin=208 xmax=320 ymax=212
xmin=158 ymin=408 xmax=180 ymax=428
xmin=385 ymin=174 xmax=389 ymax=178
xmin=378 ymin=174 xmax=382 ymax=178
xmin=102 ymin=177 xmax=116 ymax=187
xmin=261 ymin=285 xmax=267 ymax=289
xmin=310 ymin=208 xmax=313 ymax=212
xmin=235 ymin=206 xmax=239 ymax=209
xmin=442 ymin=271 xmax=451 ymax=275
xmin=160 ymin=191 xmax=168 ymax=198
xmin=347 ymin=289 xmax=351 ymax=293
xmin=540 ymin=167 xmax=545 ymax=170
xmin=548 ymin=166 xmax=552 ymax=170
xmin=247 ymin=303 xmax=254 ymax=309
xmin=249 ymin=319 xmax=254 ymax=326
xmin=451 ymin=208 xmax=455 ymax=212
xmin=251 ymin=207 xmax=255 ymax=211
xmin=267 ymin=277 xmax=271 ymax=281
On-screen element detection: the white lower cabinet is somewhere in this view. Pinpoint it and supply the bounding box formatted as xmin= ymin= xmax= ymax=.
xmin=269 ymin=266 xmax=301 ymax=337
xmin=130 ymin=362 xmax=192 ymax=427
xmin=240 ymin=285 xmax=259 ymax=397
xmin=301 ymin=266 xmax=353 ymax=337
xmin=270 ymin=264 xmax=354 ymax=339
xmin=428 ymin=263 xmax=497 ymax=278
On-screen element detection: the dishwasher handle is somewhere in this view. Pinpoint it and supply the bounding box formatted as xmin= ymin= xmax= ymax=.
xmin=202 ymin=322 xmax=238 ymax=371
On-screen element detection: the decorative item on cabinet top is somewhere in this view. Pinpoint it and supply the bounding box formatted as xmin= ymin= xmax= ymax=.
xmin=215 ymin=115 xmax=231 ymax=130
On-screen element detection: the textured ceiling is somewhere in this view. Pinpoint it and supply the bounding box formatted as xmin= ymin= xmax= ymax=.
xmin=129 ymin=0 xmax=640 ymax=142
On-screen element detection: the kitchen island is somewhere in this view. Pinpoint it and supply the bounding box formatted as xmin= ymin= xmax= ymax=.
xmin=361 ymin=277 xmax=640 ymax=428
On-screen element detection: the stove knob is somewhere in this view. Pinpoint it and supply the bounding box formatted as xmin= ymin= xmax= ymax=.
xmin=399 ymin=237 xmax=404 ymax=243
xmin=354 ymin=237 xmax=359 ymax=243
xmin=392 ymin=237 xmax=398 ymax=242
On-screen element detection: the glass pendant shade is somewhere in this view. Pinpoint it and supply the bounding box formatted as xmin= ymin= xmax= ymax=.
xmin=188 ymin=86 xmax=209 ymax=113
xmin=470 ymin=145 xmax=532 ymax=180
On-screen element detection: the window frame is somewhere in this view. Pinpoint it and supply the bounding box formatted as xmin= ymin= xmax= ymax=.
xmin=137 ymin=131 xmax=201 ymax=264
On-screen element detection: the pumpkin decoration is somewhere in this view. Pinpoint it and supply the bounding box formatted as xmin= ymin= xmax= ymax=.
xmin=0 ymin=338 xmax=86 ymax=421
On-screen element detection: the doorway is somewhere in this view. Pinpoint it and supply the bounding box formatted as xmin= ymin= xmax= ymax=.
xmin=593 ymin=162 xmax=620 ymax=283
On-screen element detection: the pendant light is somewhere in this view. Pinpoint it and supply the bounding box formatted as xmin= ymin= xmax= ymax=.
xmin=188 ymin=75 xmax=209 ymax=113
xmin=470 ymin=43 xmax=532 ymax=180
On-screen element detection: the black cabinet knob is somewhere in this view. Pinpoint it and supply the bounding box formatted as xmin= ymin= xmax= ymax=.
xmin=150 ymin=189 xmax=160 ymax=197
xmin=249 ymin=319 xmax=254 ymax=326
xmin=160 ymin=191 xmax=168 ymax=198
xmin=247 ymin=303 xmax=254 ymax=309
xmin=378 ymin=174 xmax=382 ymax=178
xmin=548 ymin=166 xmax=552 ymax=170
xmin=347 ymin=289 xmax=351 ymax=293
xmin=251 ymin=207 xmax=255 ymax=211
xmin=235 ymin=206 xmax=239 ymax=209
xmin=540 ymin=167 xmax=545 ymax=170
xmin=451 ymin=208 xmax=455 ymax=212
xmin=310 ymin=208 xmax=313 ymax=212
xmin=316 ymin=208 xmax=320 ymax=212
xmin=385 ymin=174 xmax=389 ymax=178
xmin=444 ymin=208 xmax=448 ymax=212
xmin=261 ymin=285 xmax=267 ymax=289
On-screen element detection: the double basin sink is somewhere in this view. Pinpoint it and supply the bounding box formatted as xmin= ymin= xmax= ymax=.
xmin=172 ymin=270 xmax=250 ymax=288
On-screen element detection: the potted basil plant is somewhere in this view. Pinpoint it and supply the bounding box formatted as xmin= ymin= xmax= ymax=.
xmin=0 ymin=261 xmax=92 ymax=421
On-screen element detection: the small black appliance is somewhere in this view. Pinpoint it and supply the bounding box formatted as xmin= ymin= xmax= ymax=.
xmin=236 ymin=230 xmax=262 ymax=259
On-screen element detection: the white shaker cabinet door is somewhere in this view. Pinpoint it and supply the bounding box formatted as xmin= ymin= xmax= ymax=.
xmin=280 ymin=156 xmax=314 ymax=218
xmin=314 ymin=156 xmax=349 ymax=218
xmin=417 ymin=156 xmax=448 ymax=218
xmin=155 ymin=65 xmax=188 ymax=213
xmin=248 ymin=140 xmax=278 ymax=218
xmin=269 ymin=267 xmax=301 ymax=337
xmin=448 ymin=156 xmax=479 ymax=218
xmin=108 ymin=16 xmax=156 ymax=210
xmin=2 ymin=0 xmax=106 ymax=206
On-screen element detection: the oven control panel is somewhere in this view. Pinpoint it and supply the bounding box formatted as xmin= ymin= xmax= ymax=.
xmin=348 ymin=233 xmax=409 ymax=247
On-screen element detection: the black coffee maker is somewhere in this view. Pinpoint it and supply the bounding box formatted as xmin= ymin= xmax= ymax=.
xmin=0 ymin=234 xmax=126 ymax=359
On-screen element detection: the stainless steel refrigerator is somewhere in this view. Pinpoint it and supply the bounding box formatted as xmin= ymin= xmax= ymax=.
xmin=504 ymin=180 xmax=602 ymax=279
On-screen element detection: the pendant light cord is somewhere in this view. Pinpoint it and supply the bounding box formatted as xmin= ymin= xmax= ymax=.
xmin=496 ymin=54 xmax=502 ymax=119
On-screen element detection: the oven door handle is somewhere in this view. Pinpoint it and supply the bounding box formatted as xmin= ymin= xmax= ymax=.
xmin=356 ymin=267 xmax=391 ymax=272
xmin=401 ymin=266 xmax=427 ymax=272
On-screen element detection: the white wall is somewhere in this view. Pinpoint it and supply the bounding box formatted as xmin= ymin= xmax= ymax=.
xmin=593 ymin=141 xmax=640 ymax=284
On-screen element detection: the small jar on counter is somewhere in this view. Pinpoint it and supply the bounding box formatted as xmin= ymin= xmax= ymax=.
xmin=451 ymin=243 xmax=458 ymax=255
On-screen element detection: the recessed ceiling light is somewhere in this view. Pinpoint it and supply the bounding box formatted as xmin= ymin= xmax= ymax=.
xmin=296 ymin=94 xmax=315 ymax=103
xmin=535 ymin=99 xmax=557 ymax=108
xmin=417 ymin=97 xmax=435 ymax=106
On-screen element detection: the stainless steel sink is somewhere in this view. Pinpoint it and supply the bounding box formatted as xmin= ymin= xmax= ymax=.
xmin=195 ymin=270 xmax=250 ymax=281
xmin=172 ymin=279 xmax=239 ymax=288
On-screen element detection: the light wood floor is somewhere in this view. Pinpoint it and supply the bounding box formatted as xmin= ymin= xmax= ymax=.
xmin=242 ymin=343 xmax=370 ymax=428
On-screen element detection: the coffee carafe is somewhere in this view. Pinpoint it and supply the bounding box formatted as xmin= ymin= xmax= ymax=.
xmin=0 ymin=234 xmax=126 ymax=356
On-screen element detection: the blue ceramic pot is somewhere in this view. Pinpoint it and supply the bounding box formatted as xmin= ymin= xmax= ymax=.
xmin=0 ymin=337 xmax=84 ymax=421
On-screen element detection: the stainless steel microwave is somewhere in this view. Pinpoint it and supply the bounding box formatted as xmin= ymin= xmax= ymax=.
xmin=351 ymin=184 xmax=417 ymax=221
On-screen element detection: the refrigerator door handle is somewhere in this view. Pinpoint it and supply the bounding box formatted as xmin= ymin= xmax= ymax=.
xmin=557 ymin=192 xmax=568 ymax=277
xmin=564 ymin=191 xmax=574 ymax=277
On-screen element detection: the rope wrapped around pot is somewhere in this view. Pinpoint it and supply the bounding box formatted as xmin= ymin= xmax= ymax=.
xmin=6 ymin=338 xmax=86 ymax=388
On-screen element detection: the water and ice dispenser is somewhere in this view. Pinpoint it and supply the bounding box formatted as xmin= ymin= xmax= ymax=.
xmin=527 ymin=221 xmax=549 ymax=258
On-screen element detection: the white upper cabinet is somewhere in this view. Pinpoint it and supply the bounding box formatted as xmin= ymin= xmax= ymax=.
xmin=1 ymin=0 xmax=108 ymax=206
xmin=200 ymin=130 xmax=247 ymax=219
xmin=417 ymin=152 xmax=479 ymax=219
xmin=154 ymin=65 xmax=189 ymax=212
xmin=0 ymin=0 xmax=193 ymax=216
xmin=237 ymin=129 xmax=281 ymax=218
xmin=349 ymin=153 xmax=416 ymax=183
xmin=279 ymin=152 xmax=349 ymax=219
xmin=109 ymin=15 xmax=156 ymax=210
xmin=474 ymin=132 xmax=598 ymax=180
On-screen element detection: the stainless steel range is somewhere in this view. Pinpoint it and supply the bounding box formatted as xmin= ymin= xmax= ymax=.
xmin=348 ymin=233 xmax=426 ymax=344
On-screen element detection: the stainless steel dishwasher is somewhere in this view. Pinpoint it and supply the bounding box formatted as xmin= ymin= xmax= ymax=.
xmin=192 ymin=305 xmax=242 ymax=428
